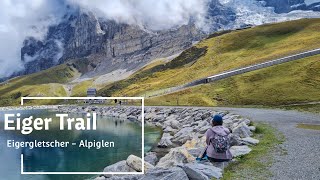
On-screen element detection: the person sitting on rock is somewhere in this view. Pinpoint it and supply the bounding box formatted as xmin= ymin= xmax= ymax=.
xmin=204 ymin=114 xmax=232 ymax=162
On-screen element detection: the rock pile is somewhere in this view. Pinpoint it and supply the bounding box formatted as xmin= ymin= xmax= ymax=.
xmin=57 ymin=106 xmax=259 ymax=180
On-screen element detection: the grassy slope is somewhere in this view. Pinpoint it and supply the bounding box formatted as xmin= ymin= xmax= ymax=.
xmin=0 ymin=64 xmax=79 ymax=106
xmin=296 ymin=123 xmax=320 ymax=130
xmin=282 ymin=104 xmax=320 ymax=114
xmin=99 ymin=18 xmax=320 ymax=97
xmin=71 ymin=79 xmax=95 ymax=96
xmin=146 ymin=54 xmax=320 ymax=107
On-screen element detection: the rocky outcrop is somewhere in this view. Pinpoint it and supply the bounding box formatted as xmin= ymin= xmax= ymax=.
xmin=179 ymin=162 xmax=223 ymax=180
xmin=241 ymin=137 xmax=260 ymax=145
xmin=98 ymin=167 xmax=189 ymax=180
xmin=103 ymin=160 xmax=136 ymax=174
xmin=15 ymin=1 xmax=236 ymax=80
xmin=230 ymin=146 xmax=252 ymax=157
xmin=157 ymin=133 xmax=173 ymax=148
xmin=172 ymin=127 xmax=195 ymax=144
xmin=144 ymin=152 xmax=158 ymax=166
xmin=156 ymin=147 xmax=195 ymax=168
xmin=142 ymin=167 xmax=189 ymax=180
xmin=126 ymin=155 xmax=154 ymax=172
xmin=232 ymin=122 xmax=253 ymax=138
xmin=58 ymin=106 xmax=259 ymax=179
xmin=21 ymin=10 xmax=204 ymax=77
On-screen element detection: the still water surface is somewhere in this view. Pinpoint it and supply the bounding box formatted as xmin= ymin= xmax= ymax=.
xmin=0 ymin=109 xmax=161 ymax=180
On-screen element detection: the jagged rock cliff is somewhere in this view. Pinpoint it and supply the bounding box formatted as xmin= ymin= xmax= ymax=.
xmin=12 ymin=0 xmax=320 ymax=80
xmin=20 ymin=0 xmax=235 ymax=79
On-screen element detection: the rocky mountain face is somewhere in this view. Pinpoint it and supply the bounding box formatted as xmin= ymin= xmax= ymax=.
xmin=10 ymin=0 xmax=320 ymax=81
xmin=259 ymin=0 xmax=320 ymax=13
xmin=18 ymin=0 xmax=235 ymax=79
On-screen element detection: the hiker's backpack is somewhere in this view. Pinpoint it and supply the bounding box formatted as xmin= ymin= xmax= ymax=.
xmin=210 ymin=131 xmax=230 ymax=153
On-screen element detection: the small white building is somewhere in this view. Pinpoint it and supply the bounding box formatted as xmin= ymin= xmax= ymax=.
xmin=85 ymin=88 xmax=104 ymax=104
xmin=87 ymin=88 xmax=97 ymax=97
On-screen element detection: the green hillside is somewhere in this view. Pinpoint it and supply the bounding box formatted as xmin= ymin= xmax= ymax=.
xmin=146 ymin=54 xmax=320 ymax=108
xmin=0 ymin=63 xmax=79 ymax=106
xmin=98 ymin=18 xmax=320 ymax=99
xmin=96 ymin=18 xmax=320 ymax=112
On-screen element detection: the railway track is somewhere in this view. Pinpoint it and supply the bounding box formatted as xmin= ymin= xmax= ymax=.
xmin=145 ymin=48 xmax=320 ymax=98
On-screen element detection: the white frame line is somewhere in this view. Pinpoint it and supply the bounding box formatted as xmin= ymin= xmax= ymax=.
xmin=20 ymin=96 xmax=145 ymax=175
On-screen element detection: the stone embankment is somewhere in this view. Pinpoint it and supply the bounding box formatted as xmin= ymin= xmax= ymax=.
xmin=0 ymin=105 xmax=59 ymax=111
xmin=57 ymin=106 xmax=259 ymax=180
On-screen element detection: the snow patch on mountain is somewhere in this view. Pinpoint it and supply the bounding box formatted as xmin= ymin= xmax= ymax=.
xmin=305 ymin=0 xmax=320 ymax=5
xmin=219 ymin=0 xmax=320 ymax=28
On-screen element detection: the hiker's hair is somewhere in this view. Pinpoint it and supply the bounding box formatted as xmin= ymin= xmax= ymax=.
xmin=213 ymin=120 xmax=223 ymax=126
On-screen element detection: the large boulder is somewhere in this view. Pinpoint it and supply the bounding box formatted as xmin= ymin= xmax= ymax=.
xmin=201 ymin=112 xmax=212 ymax=120
xmin=145 ymin=112 xmax=157 ymax=120
xmin=164 ymin=118 xmax=180 ymax=129
xmin=198 ymin=125 xmax=211 ymax=134
xmin=152 ymin=114 xmax=166 ymax=122
xmin=187 ymin=148 xmax=205 ymax=158
xmin=172 ymin=127 xmax=194 ymax=144
xmin=102 ymin=160 xmax=136 ymax=178
xmin=194 ymin=115 xmax=203 ymax=122
xmin=127 ymin=115 xmax=138 ymax=122
xmin=126 ymin=155 xmax=154 ymax=172
xmin=182 ymin=136 xmax=206 ymax=150
xmin=104 ymin=175 xmax=141 ymax=180
xmin=230 ymin=146 xmax=252 ymax=157
xmin=228 ymin=133 xmax=241 ymax=146
xmin=242 ymin=119 xmax=251 ymax=125
xmin=104 ymin=164 xmax=190 ymax=180
xmin=197 ymin=120 xmax=209 ymax=127
xmin=156 ymin=147 xmax=195 ymax=168
xmin=191 ymin=122 xmax=199 ymax=127
xmin=248 ymin=126 xmax=256 ymax=132
xmin=103 ymin=160 xmax=136 ymax=173
xmin=144 ymin=152 xmax=158 ymax=166
xmin=119 ymin=113 xmax=127 ymax=119
xmin=95 ymin=176 xmax=107 ymax=180
xmin=222 ymin=119 xmax=233 ymax=129
xmin=179 ymin=162 xmax=223 ymax=180
xmin=157 ymin=133 xmax=173 ymax=148
xmin=232 ymin=122 xmax=253 ymax=138
xmin=241 ymin=137 xmax=259 ymax=145
xmin=163 ymin=126 xmax=178 ymax=134
xmin=141 ymin=167 xmax=189 ymax=180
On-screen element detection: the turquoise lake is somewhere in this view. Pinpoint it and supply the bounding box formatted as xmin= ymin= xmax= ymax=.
xmin=0 ymin=109 xmax=161 ymax=180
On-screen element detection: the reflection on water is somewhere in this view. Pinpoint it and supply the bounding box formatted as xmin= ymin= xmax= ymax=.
xmin=0 ymin=109 xmax=161 ymax=180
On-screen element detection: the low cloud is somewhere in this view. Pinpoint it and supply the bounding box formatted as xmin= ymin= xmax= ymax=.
xmin=69 ymin=0 xmax=208 ymax=30
xmin=0 ymin=0 xmax=67 ymax=78
xmin=0 ymin=0 xmax=209 ymax=78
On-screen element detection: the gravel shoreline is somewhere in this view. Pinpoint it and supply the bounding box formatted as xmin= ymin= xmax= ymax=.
xmin=0 ymin=105 xmax=59 ymax=111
